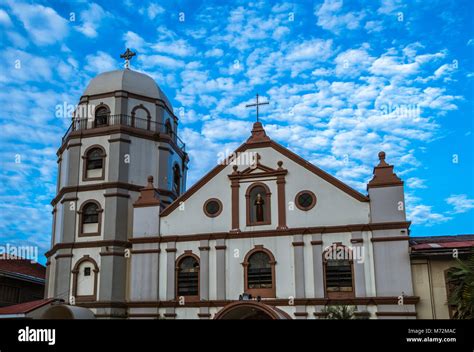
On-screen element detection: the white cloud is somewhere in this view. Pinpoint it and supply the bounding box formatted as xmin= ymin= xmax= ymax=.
xmin=141 ymin=54 xmax=185 ymax=69
xmin=334 ymin=45 xmax=375 ymax=77
xmin=286 ymin=39 xmax=333 ymax=62
xmin=152 ymin=39 xmax=195 ymax=57
xmin=315 ymin=0 xmax=365 ymax=34
xmin=364 ymin=20 xmax=383 ymax=33
xmin=0 ymin=9 xmax=13 ymax=26
xmin=407 ymin=204 xmax=451 ymax=226
xmin=142 ymin=3 xmax=165 ymax=20
xmin=406 ymin=177 xmax=427 ymax=189
xmin=84 ymin=51 xmax=117 ymax=73
xmin=76 ymin=3 xmax=108 ymax=38
xmin=1 ymin=49 xmax=52 ymax=83
xmin=123 ymin=31 xmax=147 ymax=52
xmin=378 ymin=0 xmax=405 ymax=15
xmin=6 ymin=31 xmax=28 ymax=48
xmin=446 ymin=194 xmax=474 ymax=214
xmin=205 ymin=48 xmax=224 ymax=58
xmin=8 ymin=2 xmax=69 ymax=45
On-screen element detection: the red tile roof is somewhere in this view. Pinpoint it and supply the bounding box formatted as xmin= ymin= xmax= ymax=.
xmin=0 ymin=255 xmax=46 ymax=280
xmin=410 ymin=235 xmax=474 ymax=254
xmin=0 ymin=298 xmax=56 ymax=315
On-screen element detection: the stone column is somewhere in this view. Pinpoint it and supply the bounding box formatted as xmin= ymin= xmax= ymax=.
xmin=199 ymin=240 xmax=210 ymax=319
xmin=276 ymin=173 xmax=287 ymax=229
xmin=293 ymin=234 xmax=307 ymax=319
xmin=311 ymin=234 xmax=324 ymax=298
xmin=215 ymin=239 xmax=227 ymax=300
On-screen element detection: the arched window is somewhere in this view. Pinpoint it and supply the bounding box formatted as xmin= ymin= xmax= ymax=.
xmin=173 ymin=164 xmax=181 ymax=195
xmin=94 ymin=106 xmax=109 ymax=127
xmin=176 ymin=254 xmax=200 ymax=300
xmin=243 ymin=246 xmax=276 ymax=298
xmin=79 ymin=201 xmax=102 ymax=237
xmin=83 ymin=146 xmax=106 ymax=180
xmin=323 ymin=243 xmax=354 ymax=298
xmin=72 ymin=255 xmax=99 ymax=302
xmin=131 ymin=105 xmax=151 ymax=130
xmin=246 ymin=183 xmax=271 ymax=226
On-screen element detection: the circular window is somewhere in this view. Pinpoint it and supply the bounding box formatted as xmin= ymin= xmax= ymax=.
xmin=295 ymin=191 xmax=316 ymax=211
xmin=203 ymin=198 xmax=223 ymax=217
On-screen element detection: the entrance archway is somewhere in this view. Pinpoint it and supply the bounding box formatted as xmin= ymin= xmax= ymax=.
xmin=214 ymin=301 xmax=291 ymax=320
xmin=40 ymin=304 xmax=96 ymax=319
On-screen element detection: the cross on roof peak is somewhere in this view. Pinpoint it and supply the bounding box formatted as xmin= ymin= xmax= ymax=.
xmin=120 ymin=48 xmax=136 ymax=69
xmin=245 ymin=94 xmax=269 ymax=122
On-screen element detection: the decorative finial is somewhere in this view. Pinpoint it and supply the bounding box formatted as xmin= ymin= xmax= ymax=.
xmin=120 ymin=48 xmax=136 ymax=69
xmin=147 ymin=175 xmax=154 ymax=185
xmin=277 ymin=160 xmax=283 ymax=169
xmin=378 ymin=151 xmax=386 ymax=161
xmin=232 ymin=165 xmax=238 ymax=174
xmin=245 ymin=94 xmax=269 ymax=123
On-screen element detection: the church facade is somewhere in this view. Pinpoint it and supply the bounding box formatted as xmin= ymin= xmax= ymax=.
xmin=45 ymin=65 xmax=419 ymax=319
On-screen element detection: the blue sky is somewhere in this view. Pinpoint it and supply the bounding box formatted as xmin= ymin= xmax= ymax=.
xmin=0 ymin=0 xmax=473 ymax=264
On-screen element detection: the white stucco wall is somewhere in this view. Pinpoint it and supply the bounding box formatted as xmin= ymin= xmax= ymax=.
xmin=160 ymin=145 xmax=370 ymax=236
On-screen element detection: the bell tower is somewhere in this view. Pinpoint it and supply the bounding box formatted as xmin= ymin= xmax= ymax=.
xmin=45 ymin=49 xmax=188 ymax=318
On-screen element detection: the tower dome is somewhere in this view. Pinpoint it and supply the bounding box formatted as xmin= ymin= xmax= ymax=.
xmin=83 ymin=69 xmax=172 ymax=111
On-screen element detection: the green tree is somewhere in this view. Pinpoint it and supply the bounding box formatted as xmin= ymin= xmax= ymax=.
xmin=447 ymin=254 xmax=474 ymax=319
xmin=321 ymin=305 xmax=357 ymax=319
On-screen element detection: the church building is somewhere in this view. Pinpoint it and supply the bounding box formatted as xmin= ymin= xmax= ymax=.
xmin=44 ymin=53 xmax=422 ymax=319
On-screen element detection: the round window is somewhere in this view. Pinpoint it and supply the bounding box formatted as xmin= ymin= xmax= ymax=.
xmin=203 ymin=199 xmax=222 ymax=217
xmin=295 ymin=191 xmax=316 ymax=211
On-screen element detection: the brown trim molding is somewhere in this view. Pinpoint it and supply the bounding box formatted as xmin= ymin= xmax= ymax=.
xmin=295 ymin=190 xmax=317 ymax=211
xmin=163 ymin=313 xmax=177 ymax=318
xmin=292 ymin=241 xmax=305 ymax=247
xmin=71 ymin=255 xmax=99 ymax=303
xmin=108 ymin=138 xmax=131 ymax=144
xmin=99 ymin=251 xmax=124 ymax=257
xmin=294 ymin=312 xmax=308 ymax=317
xmin=215 ymin=245 xmax=227 ymax=250
xmin=242 ymin=245 xmax=276 ymax=298
xmin=45 ymin=240 xmax=130 ymax=258
xmin=52 ymin=182 xmax=142 ymax=206
xmin=351 ymin=238 xmax=364 ymax=244
xmin=160 ymin=136 xmax=368 ymax=217
xmin=371 ymin=236 xmax=410 ymax=242
xmin=67 ymin=142 xmax=82 ymax=149
xmin=128 ymin=313 xmax=160 ymax=318
xmin=311 ymin=240 xmax=323 ymax=245
xmin=175 ymin=252 xmax=200 ymax=302
xmin=165 ymin=248 xmax=177 ymax=253
xmin=82 ymin=145 xmax=106 ymax=182
xmin=314 ymin=312 xmax=330 ymax=317
xmin=198 ymin=246 xmax=210 ymax=251
xmin=277 ymin=174 xmax=287 ymax=229
xmin=323 ymin=244 xmax=355 ymax=299
xmin=203 ymin=198 xmax=223 ymax=218
xmin=59 ymin=124 xmax=185 ymax=159
xmin=197 ymin=313 xmax=211 ymax=318
xmin=78 ymin=296 xmax=420 ymax=309
xmin=376 ymin=312 xmax=417 ymax=317
xmin=60 ymin=197 xmax=78 ymax=204
xmin=54 ymin=254 xmax=73 ymax=259
xmin=245 ymin=182 xmax=272 ymax=226
xmin=130 ymin=249 xmax=161 ymax=254
xmin=78 ymin=200 xmax=103 ymax=237
xmin=231 ymin=178 xmax=240 ymax=231
xmin=103 ymin=193 xmax=130 ymax=198
xmin=128 ymin=221 xmax=411 ymax=244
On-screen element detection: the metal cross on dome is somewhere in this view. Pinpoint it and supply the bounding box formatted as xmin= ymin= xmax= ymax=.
xmin=246 ymin=94 xmax=269 ymax=122
xmin=120 ymin=48 xmax=136 ymax=69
